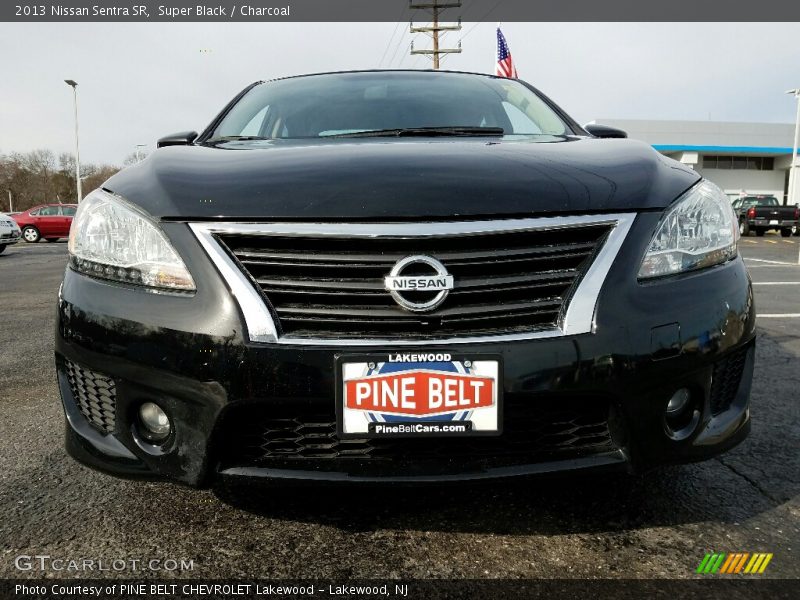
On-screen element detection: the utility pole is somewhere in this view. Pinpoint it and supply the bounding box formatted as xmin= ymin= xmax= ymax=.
xmin=7 ymin=190 xmax=12 ymax=213
xmin=409 ymin=1 xmax=462 ymax=70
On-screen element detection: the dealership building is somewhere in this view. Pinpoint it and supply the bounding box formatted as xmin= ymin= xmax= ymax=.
xmin=594 ymin=119 xmax=798 ymax=204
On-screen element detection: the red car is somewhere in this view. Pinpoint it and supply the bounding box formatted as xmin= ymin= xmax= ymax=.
xmin=12 ymin=203 xmax=77 ymax=243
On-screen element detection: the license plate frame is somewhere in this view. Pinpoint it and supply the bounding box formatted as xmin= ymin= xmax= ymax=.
xmin=335 ymin=353 xmax=503 ymax=439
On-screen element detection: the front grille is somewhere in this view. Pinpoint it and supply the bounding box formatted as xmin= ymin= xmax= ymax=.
xmin=709 ymin=346 xmax=749 ymax=415
xmin=218 ymin=395 xmax=615 ymax=470
xmin=217 ymin=223 xmax=613 ymax=340
xmin=64 ymin=360 xmax=117 ymax=435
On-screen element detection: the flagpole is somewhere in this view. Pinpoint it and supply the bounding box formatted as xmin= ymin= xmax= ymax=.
xmin=495 ymin=24 xmax=518 ymax=79
xmin=496 ymin=22 xmax=501 ymax=73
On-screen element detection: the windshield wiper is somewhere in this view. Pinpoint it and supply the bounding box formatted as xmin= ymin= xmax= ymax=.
xmin=205 ymin=135 xmax=271 ymax=144
xmin=323 ymin=126 xmax=505 ymax=138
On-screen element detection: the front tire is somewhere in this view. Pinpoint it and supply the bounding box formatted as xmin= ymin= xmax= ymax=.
xmin=781 ymin=228 xmax=793 ymax=238
xmin=22 ymin=226 xmax=40 ymax=243
xmin=0 ymin=245 xmax=6 ymax=254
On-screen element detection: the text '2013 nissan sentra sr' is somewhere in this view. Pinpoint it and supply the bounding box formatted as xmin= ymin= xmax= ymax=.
xmin=56 ymin=70 xmax=755 ymax=486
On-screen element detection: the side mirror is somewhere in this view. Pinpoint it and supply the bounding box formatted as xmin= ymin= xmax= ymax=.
xmin=157 ymin=131 xmax=198 ymax=148
xmin=584 ymin=124 xmax=628 ymax=139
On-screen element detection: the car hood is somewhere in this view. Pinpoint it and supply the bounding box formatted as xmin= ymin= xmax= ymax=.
xmin=105 ymin=137 xmax=699 ymax=220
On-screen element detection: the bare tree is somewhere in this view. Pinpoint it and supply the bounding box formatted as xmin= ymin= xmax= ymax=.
xmin=123 ymin=151 xmax=148 ymax=166
xmin=0 ymin=150 xmax=121 ymax=210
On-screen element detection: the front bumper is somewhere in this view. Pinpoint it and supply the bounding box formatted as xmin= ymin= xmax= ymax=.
xmin=55 ymin=216 xmax=756 ymax=486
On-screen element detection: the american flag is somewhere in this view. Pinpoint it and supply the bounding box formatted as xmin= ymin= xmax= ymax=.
xmin=495 ymin=27 xmax=518 ymax=78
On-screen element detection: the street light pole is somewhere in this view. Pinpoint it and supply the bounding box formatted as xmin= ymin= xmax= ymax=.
xmin=134 ymin=144 xmax=147 ymax=162
xmin=787 ymin=88 xmax=800 ymax=207
xmin=65 ymin=80 xmax=82 ymax=203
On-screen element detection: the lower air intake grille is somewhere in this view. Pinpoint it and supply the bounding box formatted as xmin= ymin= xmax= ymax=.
xmin=216 ymin=222 xmax=613 ymax=340
xmin=709 ymin=346 xmax=749 ymax=415
xmin=64 ymin=360 xmax=117 ymax=435
xmin=218 ymin=395 xmax=615 ymax=469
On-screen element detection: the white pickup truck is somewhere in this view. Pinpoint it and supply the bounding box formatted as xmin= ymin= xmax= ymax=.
xmin=0 ymin=213 xmax=22 ymax=253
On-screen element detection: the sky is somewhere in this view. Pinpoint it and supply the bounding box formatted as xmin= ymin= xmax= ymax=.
xmin=1 ymin=21 xmax=799 ymax=165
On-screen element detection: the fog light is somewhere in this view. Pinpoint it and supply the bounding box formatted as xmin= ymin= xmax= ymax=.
xmin=664 ymin=387 xmax=700 ymax=441
xmin=138 ymin=402 xmax=171 ymax=443
xmin=666 ymin=388 xmax=691 ymax=415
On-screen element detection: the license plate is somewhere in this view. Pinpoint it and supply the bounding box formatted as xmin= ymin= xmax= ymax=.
xmin=336 ymin=353 xmax=501 ymax=438
xmin=769 ymin=220 xmax=779 ymax=225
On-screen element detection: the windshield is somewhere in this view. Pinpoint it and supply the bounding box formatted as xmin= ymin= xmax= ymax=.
xmin=741 ymin=196 xmax=779 ymax=207
xmin=209 ymin=72 xmax=570 ymax=140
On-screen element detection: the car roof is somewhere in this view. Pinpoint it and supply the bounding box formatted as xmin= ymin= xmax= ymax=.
xmin=257 ymin=69 xmax=511 ymax=86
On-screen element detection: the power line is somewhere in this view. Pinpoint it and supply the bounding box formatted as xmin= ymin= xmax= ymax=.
xmin=397 ymin=43 xmax=414 ymax=68
xmin=459 ymin=0 xmax=505 ymax=43
xmin=378 ymin=22 xmax=403 ymax=68
xmin=378 ymin=4 xmax=408 ymax=68
xmin=386 ymin=28 xmax=409 ymax=68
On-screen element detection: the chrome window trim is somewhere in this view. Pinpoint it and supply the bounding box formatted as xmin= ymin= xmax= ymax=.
xmin=189 ymin=214 xmax=636 ymax=346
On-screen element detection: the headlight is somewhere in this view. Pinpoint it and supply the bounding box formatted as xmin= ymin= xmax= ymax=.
xmin=68 ymin=189 xmax=195 ymax=291
xmin=638 ymin=179 xmax=738 ymax=279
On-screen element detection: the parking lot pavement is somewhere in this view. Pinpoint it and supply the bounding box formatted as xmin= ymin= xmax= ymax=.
xmin=0 ymin=236 xmax=798 ymax=580
xmin=740 ymin=236 xmax=800 ymax=322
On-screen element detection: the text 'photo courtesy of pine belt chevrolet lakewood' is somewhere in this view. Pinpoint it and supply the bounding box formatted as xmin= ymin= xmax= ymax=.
xmin=56 ymin=70 xmax=754 ymax=487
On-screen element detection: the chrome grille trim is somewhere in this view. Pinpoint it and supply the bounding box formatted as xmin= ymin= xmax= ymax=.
xmin=189 ymin=214 xmax=636 ymax=345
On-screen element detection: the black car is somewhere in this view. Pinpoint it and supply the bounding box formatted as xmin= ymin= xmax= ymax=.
xmin=56 ymin=71 xmax=755 ymax=486
xmin=732 ymin=195 xmax=799 ymax=237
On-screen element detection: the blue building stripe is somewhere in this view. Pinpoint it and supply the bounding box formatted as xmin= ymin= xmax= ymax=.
xmin=652 ymin=144 xmax=795 ymax=154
